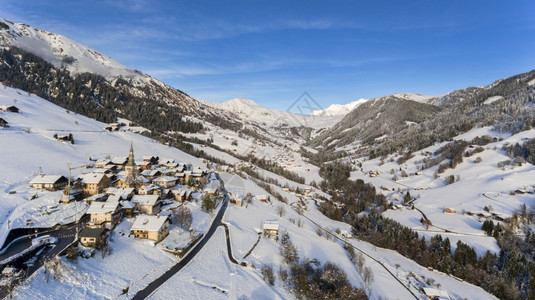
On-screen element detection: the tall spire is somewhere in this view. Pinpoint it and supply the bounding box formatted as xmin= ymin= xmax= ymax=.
xmin=128 ymin=141 xmax=134 ymax=165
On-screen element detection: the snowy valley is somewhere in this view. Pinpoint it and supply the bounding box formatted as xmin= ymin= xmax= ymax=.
xmin=0 ymin=18 xmax=534 ymax=300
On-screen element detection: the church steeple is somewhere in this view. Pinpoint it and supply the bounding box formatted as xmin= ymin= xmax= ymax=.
xmin=127 ymin=141 xmax=135 ymax=167
xmin=125 ymin=141 xmax=137 ymax=183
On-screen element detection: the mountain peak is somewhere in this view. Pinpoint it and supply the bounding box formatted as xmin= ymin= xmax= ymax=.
xmin=0 ymin=18 xmax=149 ymax=84
xmin=311 ymin=99 xmax=367 ymax=116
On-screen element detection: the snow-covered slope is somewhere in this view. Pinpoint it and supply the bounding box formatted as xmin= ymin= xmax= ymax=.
xmin=204 ymin=97 xmax=343 ymax=129
xmin=0 ymin=19 xmax=150 ymax=84
xmin=311 ymin=98 xmax=367 ymax=116
xmin=0 ymin=85 xmax=497 ymax=300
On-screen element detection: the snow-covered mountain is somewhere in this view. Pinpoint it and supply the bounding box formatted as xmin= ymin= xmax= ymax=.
xmin=204 ymin=97 xmax=343 ymax=129
xmin=310 ymin=98 xmax=367 ymax=116
xmin=0 ymin=19 xmax=149 ymax=84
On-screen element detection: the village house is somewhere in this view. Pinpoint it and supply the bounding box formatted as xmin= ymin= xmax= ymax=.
xmin=141 ymin=169 xmax=161 ymax=180
xmin=171 ymin=189 xmax=191 ymax=202
xmin=444 ymin=208 xmax=456 ymax=214
xmin=105 ymin=187 xmax=135 ymax=200
xmin=136 ymin=160 xmax=152 ymax=170
xmin=255 ymin=194 xmax=269 ymax=203
xmin=0 ymin=105 xmax=19 ymax=113
xmin=29 ymin=175 xmax=68 ymax=191
xmin=94 ymin=159 xmax=112 ymax=169
xmin=79 ymin=227 xmax=107 ymax=248
xmin=81 ymin=173 xmax=110 ymax=196
xmin=111 ymin=156 xmax=128 ymax=168
xmin=262 ymin=220 xmax=279 ymax=236
xmin=204 ymin=188 xmax=218 ymax=197
xmin=422 ymin=287 xmax=450 ymax=300
xmin=86 ymin=197 xmax=123 ymax=229
xmin=132 ymin=194 xmax=161 ymax=215
xmin=0 ymin=118 xmax=8 ymax=128
xmin=130 ymin=215 xmax=170 ymax=242
xmin=138 ymin=184 xmax=162 ymax=196
xmin=153 ymin=176 xmax=178 ymax=188
xmin=120 ymin=200 xmax=135 ymax=218
xmin=229 ymin=193 xmax=243 ymax=206
xmin=142 ymin=155 xmax=159 ymax=165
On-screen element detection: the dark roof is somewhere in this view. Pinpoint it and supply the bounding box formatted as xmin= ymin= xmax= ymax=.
xmin=79 ymin=227 xmax=106 ymax=238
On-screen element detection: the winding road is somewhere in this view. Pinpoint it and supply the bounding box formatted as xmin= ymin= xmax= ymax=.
xmin=132 ymin=195 xmax=230 ymax=299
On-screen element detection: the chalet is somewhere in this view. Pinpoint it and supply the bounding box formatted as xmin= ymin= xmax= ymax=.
xmin=114 ymin=175 xmax=148 ymax=188
xmin=204 ymin=188 xmax=218 ymax=197
xmin=105 ymin=187 xmax=135 ymax=200
xmin=229 ymin=193 xmax=243 ymax=206
xmin=83 ymin=193 xmax=108 ymax=205
xmin=132 ymin=195 xmax=161 ymax=215
xmin=0 ymin=105 xmax=19 ymax=113
xmin=130 ymin=215 xmax=170 ymax=242
xmin=110 ymin=156 xmax=128 ymax=167
xmin=422 ymin=287 xmax=450 ymax=300
xmin=136 ymin=160 xmax=152 ymax=170
xmin=86 ymin=198 xmax=122 ymax=229
xmin=138 ymin=184 xmax=162 ymax=196
xmin=81 ymin=173 xmax=110 ymax=196
xmin=142 ymin=155 xmax=159 ymax=164
xmin=141 ymin=169 xmax=161 ymax=180
xmin=175 ymin=172 xmax=186 ymax=184
xmin=95 ymin=159 xmax=112 ymax=169
xmin=120 ymin=200 xmax=135 ymax=218
xmin=153 ymin=176 xmax=178 ymax=188
xmin=171 ymin=189 xmax=192 ymax=202
xmin=339 ymin=230 xmax=353 ymax=238
xmin=262 ymin=220 xmax=279 ymax=236
xmin=79 ymin=227 xmax=107 ymax=248
xmin=444 ymin=208 xmax=456 ymax=214
xmin=29 ymin=175 xmax=68 ymax=191
xmin=255 ymin=194 xmax=269 ymax=203
xmin=57 ymin=135 xmax=70 ymax=142
xmin=0 ymin=118 xmax=8 ymax=128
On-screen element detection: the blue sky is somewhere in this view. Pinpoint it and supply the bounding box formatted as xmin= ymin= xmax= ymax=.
xmin=1 ymin=0 xmax=534 ymax=110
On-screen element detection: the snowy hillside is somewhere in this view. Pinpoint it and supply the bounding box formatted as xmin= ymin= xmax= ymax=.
xmin=0 ymin=19 xmax=150 ymax=85
xmin=311 ymin=98 xmax=367 ymax=116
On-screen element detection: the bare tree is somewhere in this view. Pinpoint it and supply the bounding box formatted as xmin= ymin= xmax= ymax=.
xmin=277 ymin=205 xmax=286 ymax=217
xmin=177 ymin=205 xmax=193 ymax=229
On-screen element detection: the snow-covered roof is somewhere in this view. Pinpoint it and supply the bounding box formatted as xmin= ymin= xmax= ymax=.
xmin=132 ymin=195 xmax=159 ymax=206
xmin=29 ymin=175 xmax=66 ymax=184
xmin=141 ymin=170 xmax=160 ymax=176
xmin=139 ymin=184 xmax=161 ymax=192
xmin=263 ymin=220 xmax=279 ymax=231
xmin=255 ymin=194 xmax=268 ymax=201
xmin=111 ymin=156 xmax=127 ymax=165
xmin=422 ymin=287 xmax=450 ymax=299
xmin=106 ymin=187 xmax=135 ymax=198
xmin=153 ymin=176 xmax=178 ymax=183
xmin=87 ymin=200 xmax=120 ymax=214
xmin=95 ymin=159 xmax=111 ymax=166
xmin=120 ymin=200 xmax=135 ymax=209
xmin=204 ymin=188 xmax=217 ymax=194
xmin=81 ymin=173 xmax=107 ymax=184
xmin=130 ymin=215 xmax=169 ymax=232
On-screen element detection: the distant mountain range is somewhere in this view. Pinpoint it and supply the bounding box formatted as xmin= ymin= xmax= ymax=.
xmin=1 ymin=18 xmax=534 ymax=160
